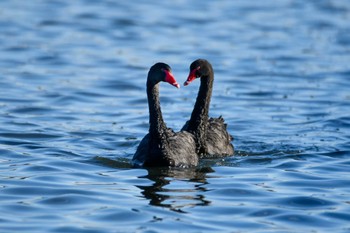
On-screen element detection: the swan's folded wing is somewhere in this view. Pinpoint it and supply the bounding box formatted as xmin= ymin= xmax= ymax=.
xmin=168 ymin=131 xmax=198 ymax=167
xmin=205 ymin=117 xmax=234 ymax=157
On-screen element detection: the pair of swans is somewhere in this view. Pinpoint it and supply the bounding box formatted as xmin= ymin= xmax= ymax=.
xmin=132 ymin=59 xmax=234 ymax=168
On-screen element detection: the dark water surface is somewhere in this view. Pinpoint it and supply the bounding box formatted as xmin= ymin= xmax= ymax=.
xmin=1 ymin=1 xmax=350 ymax=232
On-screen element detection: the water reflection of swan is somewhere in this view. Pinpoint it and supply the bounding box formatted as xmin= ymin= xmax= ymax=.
xmin=136 ymin=167 xmax=213 ymax=212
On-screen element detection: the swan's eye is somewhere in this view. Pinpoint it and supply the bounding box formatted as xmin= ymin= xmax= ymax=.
xmin=195 ymin=66 xmax=201 ymax=77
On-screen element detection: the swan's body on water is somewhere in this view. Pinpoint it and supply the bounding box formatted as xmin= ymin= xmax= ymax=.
xmin=182 ymin=59 xmax=234 ymax=158
xmin=132 ymin=63 xmax=198 ymax=167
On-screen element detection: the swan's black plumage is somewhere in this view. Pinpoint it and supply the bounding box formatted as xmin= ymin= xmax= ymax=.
xmin=132 ymin=63 xmax=198 ymax=167
xmin=182 ymin=59 xmax=234 ymax=158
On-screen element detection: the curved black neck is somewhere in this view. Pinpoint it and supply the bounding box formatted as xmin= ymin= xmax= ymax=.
xmin=187 ymin=70 xmax=213 ymax=154
xmin=147 ymin=80 xmax=168 ymax=141
xmin=188 ymin=74 xmax=213 ymax=130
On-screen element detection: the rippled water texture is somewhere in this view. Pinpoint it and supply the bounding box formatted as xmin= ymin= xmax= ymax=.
xmin=1 ymin=1 xmax=350 ymax=232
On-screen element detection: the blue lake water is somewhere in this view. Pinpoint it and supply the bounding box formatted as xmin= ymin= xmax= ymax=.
xmin=1 ymin=0 xmax=350 ymax=232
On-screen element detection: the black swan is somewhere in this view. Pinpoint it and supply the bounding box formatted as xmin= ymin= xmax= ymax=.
xmin=132 ymin=63 xmax=198 ymax=168
xmin=182 ymin=59 xmax=234 ymax=158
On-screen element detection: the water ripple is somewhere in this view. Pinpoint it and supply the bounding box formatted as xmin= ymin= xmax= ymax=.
xmin=1 ymin=0 xmax=350 ymax=232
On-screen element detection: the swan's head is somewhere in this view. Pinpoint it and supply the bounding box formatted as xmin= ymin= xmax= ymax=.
xmin=149 ymin=63 xmax=180 ymax=88
xmin=184 ymin=59 xmax=212 ymax=86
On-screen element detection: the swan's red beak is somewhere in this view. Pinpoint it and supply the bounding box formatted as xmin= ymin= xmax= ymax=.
xmin=184 ymin=66 xmax=200 ymax=86
xmin=164 ymin=70 xmax=180 ymax=88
